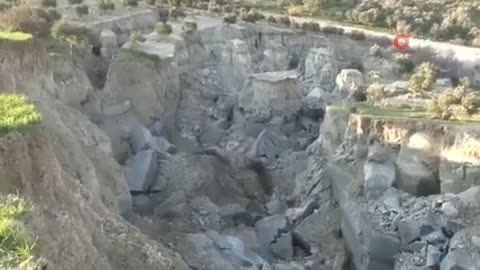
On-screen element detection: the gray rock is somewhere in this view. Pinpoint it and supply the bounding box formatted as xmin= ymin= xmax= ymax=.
xmin=125 ymin=149 xmax=157 ymax=191
xmin=426 ymin=245 xmax=442 ymax=267
xmin=132 ymin=194 xmax=152 ymax=214
xmin=363 ymin=160 xmax=396 ymax=200
xmin=396 ymin=147 xmax=439 ymax=196
xmin=117 ymin=191 xmax=133 ymax=217
xmin=255 ymin=215 xmax=293 ymax=263
xmin=273 ymin=262 xmax=305 ymax=270
xmin=266 ymin=197 xmax=288 ymax=215
xmin=249 ymin=129 xmax=292 ymax=164
xmin=129 ymin=124 xmax=156 ymax=154
xmin=200 ymin=123 xmax=226 ymax=146
xmin=155 ymin=136 xmax=176 ymax=154
xmin=102 ymin=100 xmax=131 ymax=116
xmin=304 ymin=48 xmax=337 ymax=91
xmin=149 ymin=118 xmax=164 ymax=137
xmin=440 ymin=249 xmax=476 ymax=270
xmin=335 ymin=69 xmax=364 ymax=95
xmin=239 ymin=70 xmax=302 ymax=120
xmin=100 ymin=30 xmax=118 ymax=48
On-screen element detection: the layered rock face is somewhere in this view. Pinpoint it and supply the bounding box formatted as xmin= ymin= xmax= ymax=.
xmin=0 ymin=38 xmax=189 ymax=269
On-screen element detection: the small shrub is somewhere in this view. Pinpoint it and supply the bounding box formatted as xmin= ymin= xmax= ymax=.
xmin=223 ymin=13 xmax=237 ymax=24
xmin=366 ymin=83 xmax=385 ymax=103
xmin=278 ymin=16 xmax=290 ymax=26
xmin=169 ymin=7 xmax=186 ymax=19
xmin=41 ymin=0 xmax=56 ymax=8
xmin=0 ymin=3 xmax=12 ymax=11
xmin=195 ymin=2 xmax=208 ymax=10
xmin=146 ymin=0 xmax=156 ymax=5
xmin=241 ymin=9 xmax=264 ymax=23
xmin=98 ymin=0 xmax=115 ymax=11
xmin=75 ymin=4 xmax=89 ymax=16
xmin=123 ymin=0 xmax=138 ymax=7
xmin=368 ymin=44 xmax=381 ymax=57
xmin=182 ymin=20 xmax=197 ymax=33
xmin=156 ymin=22 xmax=172 ymax=35
xmin=68 ymin=0 xmax=83 ymax=4
xmin=129 ymin=31 xmax=145 ymax=47
xmin=0 ymin=95 xmax=42 ymax=134
xmin=461 ymin=92 xmax=480 ymax=114
xmin=222 ymin=5 xmax=233 ymax=13
xmin=0 ymin=5 xmax=51 ymax=37
xmin=349 ymin=30 xmax=366 ymax=40
xmin=266 ymin=16 xmax=276 ymax=23
xmin=321 ymin=25 xmax=344 ymax=35
xmin=51 ymin=19 xmax=96 ymax=46
xmin=301 ymin=21 xmax=320 ymax=32
xmin=37 ymin=8 xmax=61 ymax=23
xmin=408 ymin=62 xmax=439 ymax=96
xmin=395 ymin=55 xmax=415 ymax=74
xmin=208 ymin=3 xmax=221 ymax=14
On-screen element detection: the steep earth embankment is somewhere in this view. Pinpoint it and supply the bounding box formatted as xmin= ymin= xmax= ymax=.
xmin=0 ymin=37 xmax=188 ymax=270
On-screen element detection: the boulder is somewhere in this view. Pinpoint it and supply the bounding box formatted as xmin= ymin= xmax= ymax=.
xmin=363 ymin=160 xmax=396 ymax=199
xmin=200 ymin=123 xmax=226 ymax=146
xmin=149 ymin=118 xmax=164 ymax=137
xmin=440 ymin=128 xmax=480 ymax=193
xmin=176 ymin=232 xmax=272 ymax=270
xmin=273 ymin=262 xmax=305 ymax=270
xmin=440 ymin=227 xmax=480 ymax=270
xmin=293 ymin=200 xmax=341 ymax=258
xmin=249 ymin=129 xmax=292 ymax=164
xmin=129 ymin=124 xmax=156 ymax=154
xmin=156 ymin=136 xmax=176 ymax=154
xmin=239 ymin=70 xmax=302 ymax=121
xmin=335 ymin=69 xmax=365 ymax=95
xmin=255 ymin=215 xmax=293 ymax=263
xmin=304 ymin=47 xmax=337 ymax=91
xmin=396 ymin=133 xmax=439 ymax=196
xmin=125 ymin=149 xmax=157 ymax=191
xmin=102 ymin=100 xmax=131 ymax=117
xmin=132 ymin=194 xmax=153 ymax=214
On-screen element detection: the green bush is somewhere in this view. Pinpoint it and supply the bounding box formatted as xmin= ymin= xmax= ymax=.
xmin=408 ymin=62 xmax=439 ymax=96
xmin=223 ymin=13 xmax=237 ymax=24
xmin=208 ymin=3 xmax=221 ymax=13
xmin=68 ymin=0 xmax=83 ymax=4
xmin=75 ymin=4 xmax=89 ymax=16
xmin=278 ymin=16 xmax=290 ymax=26
xmin=0 ymin=195 xmax=36 ymax=268
xmin=366 ymin=83 xmax=385 ymax=103
xmin=222 ymin=5 xmax=233 ymax=13
xmin=51 ymin=19 xmax=96 ymax=45
xmin=156 ymin=22 xmax=172 ymax=35
xmin=321 ymin=25 xmax=344 ymax=35
xmin=241 ymin=9 xmax=264 ymax=23
xmin=146 ymin=0 xmax=156 ymax=5
xmin=123 ymin=0 xmax=138 ymax=7
xmin=41 ymin=0 xmax=56 ymax=8
xmin=98 ymin=0 xmax=115 ymax=11
xmin=349 ymin=30 xmax=366 ymax=40
xmin=182 ymin=20 xmax=197 ymax=33
xmin=266 ymin=16 xmax=276 ymax=23
xmin=0 ymin=94 xmax=41 ymax=134
xmin=129 ymin=31 xmax=145 ymax=47
xmin=301 ymin=21 xmax=320 ymax=32
xmin=195 ymin=2 xmax=208 ymax=10
xmin=0 ymin=5 xmax=51 ymax=37
xmin=169 ymin=7 xmax=186 ymax=19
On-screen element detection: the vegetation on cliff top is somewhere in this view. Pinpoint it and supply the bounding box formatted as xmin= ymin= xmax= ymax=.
xmin=0 ymin=195 xmax=37 ymax=268
xmin=0 ymin=31 xmax=32 ymax=41
xmin=0 ymin=94 xmax=42 ymax=135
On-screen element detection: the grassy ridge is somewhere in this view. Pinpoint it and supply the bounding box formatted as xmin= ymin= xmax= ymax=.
xmin=0 ymin=94 xmax=42 ymax=135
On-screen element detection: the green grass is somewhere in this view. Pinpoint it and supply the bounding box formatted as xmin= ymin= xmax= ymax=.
xmin=334 ymin=103 xmax=480 ymax=124
xmin=0 ymin=32 xmax=33 ymax=42
xmin=120 ymin=48 xmax=160 ymax=63
xmin=0 ymin=195 xmax=36 ymax=268
xmin=0 ymin=94 xmax=42 ymax=135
